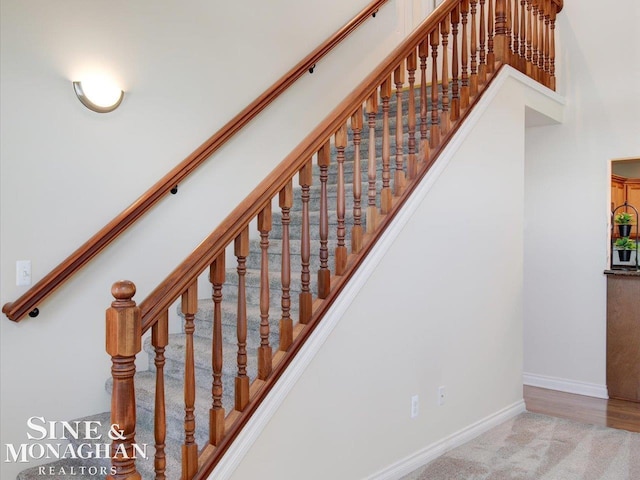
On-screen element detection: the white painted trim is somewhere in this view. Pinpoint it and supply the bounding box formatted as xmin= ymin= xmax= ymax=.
xmin=523 ymin=373 xmax=609 ymax=399
xmin=208 ymin=67 xmax=565 ymax=480
xmin=365 ymin=400 xmax=526 ymax=480
xmin=507 ymin=66 xmax=566 ymax=105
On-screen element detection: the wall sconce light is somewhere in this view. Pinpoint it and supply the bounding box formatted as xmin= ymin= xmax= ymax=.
xmin=73 ymin=76 xmax=124 ymax=113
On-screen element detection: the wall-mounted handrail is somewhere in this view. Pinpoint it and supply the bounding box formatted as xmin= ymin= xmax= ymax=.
xmin=2 ymin=0 xmax=390 ymax=322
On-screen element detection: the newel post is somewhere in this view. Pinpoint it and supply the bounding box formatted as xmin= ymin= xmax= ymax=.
xmin=106 ymin=281 xmax=142 ymax=480
xmin=494 ymin=0 xmax=509 ymax=65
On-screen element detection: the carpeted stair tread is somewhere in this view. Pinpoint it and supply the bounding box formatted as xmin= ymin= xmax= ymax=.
xmin=245 ymin=240 xmax=339 ymax=272
xmin=191 ymin=297 xmax=297 ymax=327
xmin=190 ymin=297 xmax=299 ymax=342
xmin=222 ymin=267 xmax=305 ymax=292
xmin=144 ymin=332 xmax=263 ymax=398
xmin=106 ymin=370 xmax=222 ymax=447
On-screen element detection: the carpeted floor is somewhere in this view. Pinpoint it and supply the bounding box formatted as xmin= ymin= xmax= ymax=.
xmin=401 ymin=412 xmax=640 ymax=480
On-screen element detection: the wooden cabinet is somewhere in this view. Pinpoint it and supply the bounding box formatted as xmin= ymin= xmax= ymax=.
xmin=606 ymin=272 xmax=640 ymax=402
xmin=611 ymin=175 xmax=627 ymax=212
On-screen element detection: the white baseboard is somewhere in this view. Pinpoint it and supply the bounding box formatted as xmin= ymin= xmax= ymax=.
xmin=366 ymin=400 xmax=526 ymax=480
xmin=523 ymin=373 xmax=609 ymax=399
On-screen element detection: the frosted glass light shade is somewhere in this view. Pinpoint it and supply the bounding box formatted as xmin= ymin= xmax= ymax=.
xmin=73 ymin=77 xmax=124 ymax=113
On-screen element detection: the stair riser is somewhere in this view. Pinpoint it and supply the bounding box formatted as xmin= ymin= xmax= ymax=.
xmin=270 ymin=222 xmax=365 ymax=241
xmin=335 ymin=135 xmax=417 ymax=160
xmin=135 ymin=395 xmax=212 ymax=447
xmin=192 ymin=315 xmax=289 ymax=344
xmin=106 ymin=374 xmax=218 ymax=447
xmin=304 ymin=168 xmax=384 ymax=186
xmin=244 ymin=248 xmax=336 ymax=273
xmin=221 ymin=281 xmax=319 ymax=308
xmin=189 ymin=300 xmax=299 ymax=339
xmin=147 ymin=345 xmax=264 ymax=399
xmin=286 ymin=189 xmax=381 ymax=215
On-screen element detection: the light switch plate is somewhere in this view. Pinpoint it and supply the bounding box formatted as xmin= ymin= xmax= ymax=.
xmin=16 ymin=260 xmax=32 ymax=286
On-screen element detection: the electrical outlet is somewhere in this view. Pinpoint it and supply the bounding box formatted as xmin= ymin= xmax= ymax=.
xmin=16 ymin=260 xmax=32 ymax=286
xmin=411 ymin=395 xmax=419 ymax=418
xmin=438 ymin=386 xmax=446 ymax=406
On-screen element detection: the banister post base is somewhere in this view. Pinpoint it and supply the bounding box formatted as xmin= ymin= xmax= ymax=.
xmin=106 ymin=281 xmax=142 ymax=480
xmin=493 ymin=35 xmax=510 ymax=67
xmin=494 ymin=0 xmax=509 ymax=67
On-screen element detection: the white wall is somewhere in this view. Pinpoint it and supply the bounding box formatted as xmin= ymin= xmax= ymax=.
xmin=0 ymin=1 xmax=404 ymax=478
xmin=224 ymin=73 xmax=561 ymax=480
xmin=523 ymin=0 xmax=640 ymax=396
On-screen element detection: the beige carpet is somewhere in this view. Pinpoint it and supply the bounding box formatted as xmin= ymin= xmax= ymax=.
xmin=401 ymin=413 xmax=640 ymax=480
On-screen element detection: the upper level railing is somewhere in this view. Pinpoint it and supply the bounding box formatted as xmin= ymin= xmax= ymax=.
xmin=104 ymin=1 xmax=564 ymax=479
xmin=1 ymin=0 xmax=390 ymax=322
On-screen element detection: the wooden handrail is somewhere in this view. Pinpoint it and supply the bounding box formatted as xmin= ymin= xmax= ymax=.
xmin=1 ymin=0 xmax=390 ymax=322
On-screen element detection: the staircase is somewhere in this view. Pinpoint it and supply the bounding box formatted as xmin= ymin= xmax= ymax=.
xmin=17 ymin=92 xmax=417 ymax=480
xmin=15 ymin=1 xmax=564 ymax=478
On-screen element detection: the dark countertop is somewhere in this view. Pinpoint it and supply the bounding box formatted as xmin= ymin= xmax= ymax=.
xmin=604 ymin=269 xmax=640 ymax=277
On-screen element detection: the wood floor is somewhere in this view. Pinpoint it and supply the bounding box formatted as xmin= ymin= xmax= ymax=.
xmin=524 ymin=385 xmax=640 ymax=433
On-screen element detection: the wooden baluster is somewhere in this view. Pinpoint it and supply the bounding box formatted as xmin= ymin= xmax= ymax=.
xmin=441 ymin=17 xmax=451 ymax=134
xmin=487 ymin=0 xmax=495 ymax=72
xmin=234 ymin=228 xmax=250 ymax=410
xmin=335 ymin=125 xmax=348 ymax=275
xmin=451 ymin=10 xmax=462 ymax=120
xmin=258 ymin=205 xmax=272 ymax=380
xmin=478 ymin=0 xmax=487 ymax=83
xmin=366 ymin=93 xmax=379 ymax=233
xmin=380 ymin=77 xmax=392 ymax=214
xmin=106 ymin=280 xmax=141 ymax=480
xmin=419 ymin=40 xmax=430 ymax=160
xmin=520 ymin=0 xmax=527 ymax=71
xmin=538 ymin=1 xmax=545 ymax=77
xmin=394 ymin=64 xmax=406 ymax=196
xmin=549 ymin=2 xmax=557 ymax=90
xmin=299 ymin=160 xmax=313 ymax=323
xmin=512 ymin=0 xmax=520 ymax=67
xmin=279 ymin=181 xmax=293 ymax=350
xmin=406 ymin=51 xmax=418 ymax=178
xmin=351 ymin=108 xmax=364 ymax=252
xmin=469 ymin=0 xmax=478 ymax=97
xmin=506 ymin=0 xmax=512 ymax=54
xmin=460 ymin=1 xmax=470 ymax=110
xmin=209 ymin=253 xmax=225 ymax=446
xmin=543 ymin=0 xmax=551 ymax=87
xmin=526 ymin=0 xmax=533 ymax=77
xmin=317 ymin=141 xmax=331 ymax=298
xmin=508 ymin=0 xmax=513 ymax=57
xmin=532 ymin=0 xmax=539 ymax=81
xmin=494 ymin=0 xmax=509 ymax=65
xmin=430 ymin=26 xmax=441 ymax=149
xmin=451 ymin=8 xmax=461 ymax=121
xmin=181 ymin=282 xmax=198 ymax=480
xmin=152 ymin=312 xmax=168 ymax=479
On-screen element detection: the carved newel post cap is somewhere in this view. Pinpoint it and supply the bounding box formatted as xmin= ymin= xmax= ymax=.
xmin=111 ymin=280 xmax=136 ymax=301
xmin=106 ymin=280 xmax=141 ymax=357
